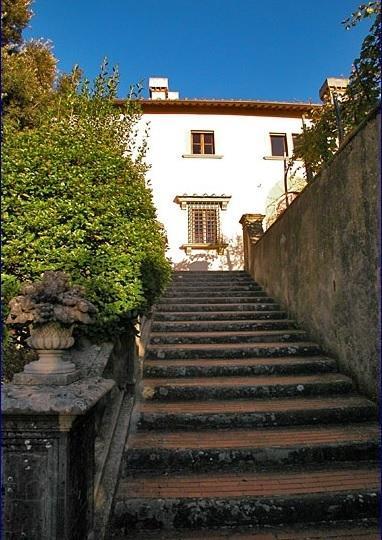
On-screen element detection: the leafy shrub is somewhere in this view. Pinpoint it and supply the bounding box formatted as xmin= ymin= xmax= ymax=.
xmin=292 ymin=2 xmax=381 ymax=177
xmin=1 ymin=272 xmax=37 ymax=382
xmin=2 ymin=65 xmax=171 ymax=341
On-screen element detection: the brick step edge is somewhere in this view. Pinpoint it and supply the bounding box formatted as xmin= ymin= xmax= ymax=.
xmin=142 ymin=377 xmax=353 ymax=401
xmin=146 ymin=342 xmax=322 ymax=360
xmin=110 ymin=490 xmax=379 ymax=533
xmin=152 ymin=311 xmax=289 ymax=321
xmin=150 ymin=320 xmax=297 ymax=332
xmin=107 ymin=518 xmax=380 ymax=539
xmin=137 ymin=403 xmax=377 ymax=431
xmin=149 ymin=331 xmax=308 ymax=346
xmin=124 ymin=441 xmax=379 ymax=475
xmin=143 ymin=358 xmax=337 ymax=378
xmin=164 ymin=287 xmax=264 ymax=294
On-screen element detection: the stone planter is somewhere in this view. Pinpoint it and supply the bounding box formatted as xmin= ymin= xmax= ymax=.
xmin=27 ymin=322 xmax=75 ymax=350
xmin=13 ymin=322 xmax=81 ymax=385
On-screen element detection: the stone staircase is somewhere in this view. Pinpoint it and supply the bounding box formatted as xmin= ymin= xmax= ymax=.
xmin=109 ymin=271 xmax=380 ymax=539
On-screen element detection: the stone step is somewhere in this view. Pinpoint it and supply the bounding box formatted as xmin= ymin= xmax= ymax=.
xmin=149 ymin=330 xmax=308 ymax=346
xmin=171 ymin=272 xmax=250 ymax=279
xmin=110 ymin=519 xmax=380 ymax=539
xmin=141 ymin=373 xmax=354 ymax=401
xmin=159 ymin=296 xmax=274 ymax=304
xmin=170 ymin=277 xmax=257 ymax=285
xmin=137 ymin=395 xmax=377 ymax=431
xmin=143 ymin=356 xmax=338 ymax=378
xmin=161 ymin=291 xmax=274 ymax=304
xmin=146 ymin=341 xmax=321 ymax=360
xmin=151 ymin=319 xmax=297 ymax=333
xmin=152 ymin=311 xmax=289 ymax=322
xmin=154 ymin=303 xmax=281 ymax=312
xmin=111 ymin=464 xmax=379 ymax=533
xmin=124 ymin=423 xmax=380 ymax=474
xmin=165 ymin=285 xmax=264 ymax=294
xmin=171 ymin=273 xmax=254 ymax=279
xmin=173 ymin=271 xmax=248 ymax=274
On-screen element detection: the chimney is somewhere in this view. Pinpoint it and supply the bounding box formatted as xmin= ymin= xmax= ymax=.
xmin=319 ymin=77 xmax=349 ymax=103
xmin=149 ymin=77 xmax=179 ymax=100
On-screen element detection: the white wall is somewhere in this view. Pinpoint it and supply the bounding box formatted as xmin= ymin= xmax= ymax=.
xmin=141 ymin=112 xmax=306 ymax=270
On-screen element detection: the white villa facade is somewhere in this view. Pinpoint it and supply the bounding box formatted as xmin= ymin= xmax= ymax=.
xmin=132 ymin=77 xmax=341 ymax=270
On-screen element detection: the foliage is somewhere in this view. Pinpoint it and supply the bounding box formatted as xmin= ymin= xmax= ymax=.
xmin=1 ymin=0 xmax=32 ymax=48
xmin=292 ymin=2 xmax=381 ymax=178
xmin=341 ymin=2 xmax=381 ymax=129
xmin=2 ymin=39 xmax=57 ymax=128
xmin=1 ymin=0 xmax=58 ymax=128
xmin=1 ymin=272 xmax=36 ymax=383
xmin=2 ymin=63 xmax=172 ymax=341
xmin=264 ymin=176 xmax=307 ymax=230
xmin=292 ymin=103 xmax=338 ymax=176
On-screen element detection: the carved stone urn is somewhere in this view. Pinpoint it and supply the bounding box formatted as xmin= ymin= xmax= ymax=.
xmin=6 ymin=271 xmax=97 ymax=385
xmin=22 ymin=322 xmax=78 ymax=381
xmin=27 ymin=322 xmax=75 ymax=350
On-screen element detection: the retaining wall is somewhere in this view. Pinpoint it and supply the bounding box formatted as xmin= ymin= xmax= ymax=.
xmin=245 ymin=110 xmax=380 ymax=400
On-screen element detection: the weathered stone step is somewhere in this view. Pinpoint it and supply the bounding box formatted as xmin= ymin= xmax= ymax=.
xmin=159 ymin=296 xmax=274 ymax=305
xmin=165 ymin=285 xmax=264 ymax=294
xmin=163 ymin=289 xmax=266 ymax=297
xmin=111 ymin=465 xmax=379 ymax=533
xmin=146 ymin=341 xmax=321 ymax=360
xmin=170 ymin=277 xmax=257 ymax=285
xmin=142 ymin=373 xmax=354 ymax=401
xmin=124 ymin=423 xmax=380 ymax=473
xmin=174 ymin=271 xmax=248 ymax=274
xmin=110 ymin=519 xmax=380 ymax=539
xmin=143 ymin=356 xmax=337 ymax=378
xmin=149 ymin=330 xmax=307 ymax=346
xmin=137 ymin=395 xmax=377 ymax=431
xmin=171 ymin=272 xmax=250 ymax=279
xmin=152 ymin=310 xmax=289 ymax=322
xmin=154 ymin=303 xmax=281 ymax=312
xmin=151 ymin=319 xmax=296 ymax=333
xmin=171 ymin=273 xmax=254 ymax=280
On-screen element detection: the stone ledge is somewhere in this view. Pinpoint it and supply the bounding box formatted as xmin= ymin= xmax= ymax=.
xmin=2 ymin=376 xmax=115 ymax=416
xmin=13 ymin=369 xmax=82 ymax=386
xmin=71 ymin=341 xmax=114 ymax=378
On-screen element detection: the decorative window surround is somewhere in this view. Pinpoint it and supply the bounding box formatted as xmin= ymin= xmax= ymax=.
xmin=174 ymin=194 xmax=231 ymax=211
xmin=180 ymin=242 xmax=228 ymax=255
xmin=174 ymin=194 xmax=231 ymax=254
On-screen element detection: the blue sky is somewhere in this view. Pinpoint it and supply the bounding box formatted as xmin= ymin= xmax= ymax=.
xmin=25 ymin=0 xmax=372 ymax=102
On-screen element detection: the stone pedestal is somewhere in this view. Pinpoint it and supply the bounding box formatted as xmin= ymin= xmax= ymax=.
xmin=13 ymin=350 xmax=81 ymax=385
xmin=2 ymin=377 xmax=115 ymax=540
xmin=239 ymin=214 xmax=265 ymax=272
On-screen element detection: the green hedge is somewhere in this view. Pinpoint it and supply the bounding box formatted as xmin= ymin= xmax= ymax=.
xmin=2 ymin=70 xmax=171 ymax=341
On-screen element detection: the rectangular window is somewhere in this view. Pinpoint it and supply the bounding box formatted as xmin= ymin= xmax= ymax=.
xmin=270 ymin=134 xmax=288 ymax=157
xmin=190 ymin=208 xmax=218 ymax=244
xmin=191 ymin=131 xmax=215 ymax=155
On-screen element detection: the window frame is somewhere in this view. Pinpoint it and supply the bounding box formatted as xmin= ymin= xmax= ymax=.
xmin=270 ymin=133 xmax=288 ymax=157
xmin=189 ymin=207 xmax=218 ymax=244
xmin=191 ymin=131 xmax=215 ymax=155
xmin=174 ymin=195 xmax=231 ymax=254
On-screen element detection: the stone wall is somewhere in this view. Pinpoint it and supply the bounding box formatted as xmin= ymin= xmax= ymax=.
xmin=244 ymin=110 xmax=380 ymax=401
xmin=2 ymin=329 xmax=140 ymax=540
